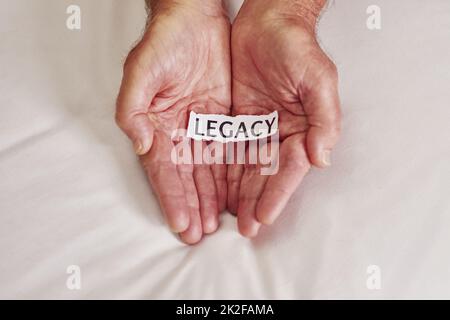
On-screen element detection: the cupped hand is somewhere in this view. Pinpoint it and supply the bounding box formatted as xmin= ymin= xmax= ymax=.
xmin=116 ymin=0 xmax=231 ymax=244
xmin=228 ymin=0 xmax=341 ymax=237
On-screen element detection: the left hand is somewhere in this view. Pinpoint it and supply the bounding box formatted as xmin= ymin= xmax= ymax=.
xmin=228 ymin=0 xmax=341 ymax=237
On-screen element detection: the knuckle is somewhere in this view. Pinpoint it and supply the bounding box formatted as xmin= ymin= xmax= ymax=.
xmin=318 ymin=63 xmax=338 ymax=88
xmin=114 ymin=110 xmax=129 ymax=132
xmin=123 ymin=53 xmax=137 ymax=74
xmin=327 ymin=61 xmax=338 ymax=79
xmin=123 ymin=44 xmax=145 ymax=74
xmin=114 ymin=111 xmax=123 ymax=128
xmin=311 ymin=52 xmax=338 ymax=87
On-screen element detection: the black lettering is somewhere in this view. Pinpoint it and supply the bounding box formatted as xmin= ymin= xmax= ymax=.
xmin=250 ymin=120 xmax=263 ymax=137
xmin=195 ymin=118 xmax=204 ymax=136
xmin=219 ymin=121 xmax=233 ymax=138
xmin=234 ymin=122 xmax=249 ymax=139
xmin=265 ymin=117 xmax=276 ymax=134
xmin=206 ymin=120 xmax=217 ymax=138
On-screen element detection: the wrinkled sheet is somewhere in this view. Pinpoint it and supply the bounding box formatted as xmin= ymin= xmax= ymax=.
xmin=0 ymin=0 xmax=449 ymax=299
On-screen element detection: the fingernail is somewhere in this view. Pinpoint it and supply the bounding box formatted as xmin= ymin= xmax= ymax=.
xmin=170 ymin=215 xmax=190 ymax=233
xmin=322 ymin=150 xmax=331 ymax=166
xmin=203 ymin=217 xmax=219 ymax=234
xmin=133 ymin=140 xmax=143 ymax=155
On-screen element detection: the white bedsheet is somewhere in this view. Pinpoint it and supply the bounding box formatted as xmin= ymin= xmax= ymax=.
xmin=1 ymin=0 xmax=449 ymax=299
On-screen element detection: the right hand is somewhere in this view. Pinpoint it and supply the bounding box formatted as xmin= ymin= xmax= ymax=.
xmin=116 ymin=0 xmax=231 ymax=244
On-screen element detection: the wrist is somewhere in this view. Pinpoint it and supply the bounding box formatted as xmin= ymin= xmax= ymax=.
xmin=148 ymin=0 xmax=226 ymax=18
xmin=239 ymin=0 xmax=326 ymax=33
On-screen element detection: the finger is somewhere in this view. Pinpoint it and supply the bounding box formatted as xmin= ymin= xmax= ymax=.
xmin=256 ymin=135 xmax=310 ymax=225
xmin=226 ymin=142 xmax=245 ymax=215
xmin=209 ymin=142 xmax=227 ymax=213
xmin=142 ymin=131 xmax=189 ymax=233
xmin=227 ymin=163 xmax=244 ymax=215
xmin=179 ymin=204 xmax=203 ymax=245
xmin=303 ymin=62 xmax=341 ymax=168
xmin=116 ymin=45 xmax=161 ymax=155
xmin=212 ymin=163 xmax=227 ymax=213
xmin=177 ymin=160 xmax=203 ymax=245
xmin=237 ymin=164 xmax=268 ymax=238
xmin=194 ymin=163 xmax=219 ymax=234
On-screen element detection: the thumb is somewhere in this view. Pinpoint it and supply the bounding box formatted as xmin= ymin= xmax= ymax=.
xmin=118 ymin=113 xmax=154 ymax=155
xmin=115 ymin=47 xmax=160 ymax=155
xmin=303 ymin=63 xmax=341 ymax=168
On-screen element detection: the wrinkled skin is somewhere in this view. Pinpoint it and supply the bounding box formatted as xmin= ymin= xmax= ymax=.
xmin=116 ymin=3 xmax=231 ymax=244
xmin=228 ymin=7 xmax=341 ymax=237
xmin=117 ymin=1 xmax=341 ymax=244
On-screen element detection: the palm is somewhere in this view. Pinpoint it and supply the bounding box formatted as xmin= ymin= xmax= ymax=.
xmin=142 ymin=10 xmax=230 ymax=131
xmin=228 ymin=17 xmax=340 ymax=237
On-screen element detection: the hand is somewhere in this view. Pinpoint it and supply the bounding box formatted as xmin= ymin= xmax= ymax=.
xmin=228 ymin=0 xmax=341 ymax=237
xmin=116 ymin=0 xmax=231 ymax=244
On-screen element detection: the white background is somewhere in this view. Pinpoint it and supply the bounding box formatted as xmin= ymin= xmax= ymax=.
xmin=0 ymin=0 xmax=449 ymax=299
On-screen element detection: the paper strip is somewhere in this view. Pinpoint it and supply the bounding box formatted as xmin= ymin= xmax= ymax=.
xmin=186 ymin=111 xmax=278 ymax=143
